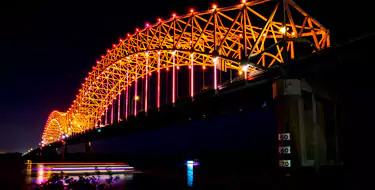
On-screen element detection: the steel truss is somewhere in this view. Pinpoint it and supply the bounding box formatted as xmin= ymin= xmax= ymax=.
xmin=42 ymin=0 xmax=329 ymax=146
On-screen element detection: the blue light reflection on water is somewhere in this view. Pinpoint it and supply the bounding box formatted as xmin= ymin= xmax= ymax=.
xmin=186 ymin=160 xmax=194 ymax=187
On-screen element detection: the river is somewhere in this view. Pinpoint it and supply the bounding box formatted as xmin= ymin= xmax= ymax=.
xmin=2 ymin=158 xmax=282 ymax=190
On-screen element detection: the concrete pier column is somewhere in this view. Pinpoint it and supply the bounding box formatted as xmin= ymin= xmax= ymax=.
xmin=273 ymin=78 xmax=304 ymax=169
xmin=62 ymin=141 xmax=67 ymax=161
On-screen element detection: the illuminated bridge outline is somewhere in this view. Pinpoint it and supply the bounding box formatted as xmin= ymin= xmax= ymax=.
xmin=42 ymin=0 xmax=330 ymax=146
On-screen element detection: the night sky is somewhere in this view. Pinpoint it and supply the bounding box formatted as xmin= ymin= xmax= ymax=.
xmin=0 ymin=0 xmax=373 ymax=153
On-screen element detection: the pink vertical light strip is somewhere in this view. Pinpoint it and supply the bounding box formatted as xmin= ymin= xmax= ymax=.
xmin=105 ymin=108 xmax=108 ymax=125
xmin=145 ymin=53 xmax=148 ymax=113
xmin=157 ymin=52 xmax=161 ymax=108
xmin=134 ymin=55 xmax=138 ymax=117
xmin=214 ymin=57 xmax=218 ymax=90
xmin=111 ymin=77 xmax=114 ymax=124
xmin=190 ymin=53 xmax=194 ymax=98
xmin=125 ymin=60 xmax=129 ymax=119
xmin=105 ymin=78 xmax=108 ymax=125
xmin=172 ymin=51 xmax=176 ymax=103
xmin=99 ymin=103 xmax=102 ymax=127
xmin=111 ymin=102 xmax=114 ymax=124
xmin=117 ymin=81 xmax=120 ymax=122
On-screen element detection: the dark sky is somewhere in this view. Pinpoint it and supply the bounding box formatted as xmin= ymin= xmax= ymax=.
xmin=0 ymin=0 xmax=373 ymax=153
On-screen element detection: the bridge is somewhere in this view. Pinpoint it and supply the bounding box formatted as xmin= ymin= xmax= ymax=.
xmin=31 ymin=0 xmax=337 ymax=168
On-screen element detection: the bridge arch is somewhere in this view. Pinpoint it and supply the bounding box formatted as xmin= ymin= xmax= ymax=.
xmin=41 ymin=0 xmax=330 ymax=146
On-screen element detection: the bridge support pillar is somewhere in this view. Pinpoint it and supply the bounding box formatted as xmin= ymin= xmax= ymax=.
xmin=273 ymin=78 xmax=303 ymax=171
xmin=273 ymin=78 xmax=341 ymax=172
xmin=62 ymin=142 xmax=68 ymax=161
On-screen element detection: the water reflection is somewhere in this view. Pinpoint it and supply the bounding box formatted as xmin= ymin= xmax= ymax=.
xmin=37 ymin=164 xmax=45 ymax=184
xmin=186 ymin=161 xmax=194 ymax=187
xmin=25 ymin=162 xmax=32 ymax=184
xmin=26 ymin=162 xmax=134 ymax=186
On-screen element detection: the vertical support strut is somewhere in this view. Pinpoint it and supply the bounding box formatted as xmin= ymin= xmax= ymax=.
xmin=213 ymin=57 xmax=218 ymax=90
xmin=172 ymin=51 xmax=176 ymax=104
xmin=213 ymin=10 xmax=218 ymax=92
xmin=125 ymin=59 xmax=129 ymax=120
xmin=105 ymin=76 xmax=108 ymax=125
xmin=190 ymin=53 xmax=194 ymax=98
xmin=242 ymin=4 xmax=248 ymax=84
xmin=98 ymin=101 xmax=102 ymax=128
xmin=145 ymin=53 xmax=148 ymax=113
xmin=134 ymin=55 xmax=138 ymax=117
xmin=242 ymin=3 xmax=248 ymax=58
xmin=283 ymin=0 xmax=288 ymax=64
xmin=157 ymin=51 xmax=161 ymax=109
xmin=111 ymin=102 xmax=114 ymax=124
xmin=230 ymin=65 xmax=233 ymax=83
xmin=117 ymin=77 xmax=121 ymax=122
xmin=202 ymin=64 xmax=205 ymax=89
xmin=111 ymin=78 xmax=114 ymax=124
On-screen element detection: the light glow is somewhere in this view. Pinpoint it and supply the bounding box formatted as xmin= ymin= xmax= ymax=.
xmin=241 ymin=64 xmax=249 ymax=71
xmin=135 ymin=96 xmax=140 ymax=101
xmin=279 ymin=26 xmax=287 ymax=34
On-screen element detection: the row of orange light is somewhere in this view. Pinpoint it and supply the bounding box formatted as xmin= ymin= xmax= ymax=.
xmin=100 ymin=0 xmax=248 ymax=62
xmin=71 ymin=0 xmax=250 ymax=112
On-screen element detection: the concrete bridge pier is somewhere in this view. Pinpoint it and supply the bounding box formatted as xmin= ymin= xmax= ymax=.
xmin=62 ymin=141 xmax=67 ymax=161
xmin=273 ymin=78 xmax=341 ymax=172
xmin=273 ymin=78 xmax=301 ymax=171
xmin=39 ymin=145 xmax=58 ymax=161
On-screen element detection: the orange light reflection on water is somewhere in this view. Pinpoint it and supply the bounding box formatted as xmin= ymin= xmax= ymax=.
xmin=27 ymin=163 xmax=134 ymax=185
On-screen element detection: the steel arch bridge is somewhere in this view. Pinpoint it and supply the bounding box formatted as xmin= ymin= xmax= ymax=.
xmin=41 ymin=0 xmax=330 ymax=146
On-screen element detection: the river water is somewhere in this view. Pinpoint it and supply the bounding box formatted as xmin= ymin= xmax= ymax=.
xmin=1 ymin=159 xmax=347 ymax=190
xmin=20 ymin=160 xmax=215 ymax=189
xmin=3 ymin=150 xmax=347 ymax=190
xmin=12 ymin=159 xmax=282 ymax=190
